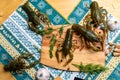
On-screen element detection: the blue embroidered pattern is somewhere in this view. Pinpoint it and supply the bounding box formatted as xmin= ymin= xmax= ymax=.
xmin=68 ymin=0 xmax=92 ymax=23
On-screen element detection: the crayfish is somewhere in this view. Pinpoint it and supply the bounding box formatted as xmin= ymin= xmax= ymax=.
xmin=90 ymin=1 xmax=108 ymax=37
xmin=4 ymin=53 xmax=39 ymax=73
xmin=81 ymin=1 xmax=108 ymax=51
xmin=22 ymin=1 xmax=51 ymax=34
xmin=55 ymin=29 xmax=73 ymax=66
xmin=90 ymin=1 xmax=108 ymax=26
xmin=72 ymin=24 xmax=102 ymax=51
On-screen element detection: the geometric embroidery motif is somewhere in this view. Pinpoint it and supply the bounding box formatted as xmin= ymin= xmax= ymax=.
xmin=37 ymin=1 xmax=46 ymax=10
xmin=53 ymin=15 xmax=62 ymax=24
xmin=75 ymin=7 xmax=84 ymax=17
xmin=69 ymin=17 xmax=76 ymax=23
xmin=46 ymin=8 xmax=53 ymax=15
xmin=83 ymin=1 xmax=90 ymax=8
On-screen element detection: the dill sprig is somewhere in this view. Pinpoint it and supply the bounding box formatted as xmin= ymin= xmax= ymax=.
xmin=39 ymin=27 xmax=63 ymax=36
xmin=49 ymin=34 xmax=57 ymax=58
xmin=58 ymin=26 xmax=64 ymax=37
xmin=72 ymin=63 xmax=108 ymax=74
xmin=49 ymin=26 xmax=65 ymax=58
xmin=38 ymin=27 xmax=54 ymax=36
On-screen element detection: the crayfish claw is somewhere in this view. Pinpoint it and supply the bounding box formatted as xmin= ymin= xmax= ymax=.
xmin=63 ymin=51 xmax=73 ymax=67
xmin=55 ymin=47 xmax=63 ymax=63
xmin=55 ymin=49 xmax=60 ymax=63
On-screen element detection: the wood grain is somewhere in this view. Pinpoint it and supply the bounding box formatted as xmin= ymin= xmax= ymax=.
xmin=40 ymin=25 xmax=106 ymax=71
xmin=0 ymin=63 xmax=16 ymax=80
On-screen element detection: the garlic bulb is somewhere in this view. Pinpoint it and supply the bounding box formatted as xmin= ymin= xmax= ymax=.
xmin=36 ymin=68 xmax=50 ymax=80
xmin=107 ymin=14 xmax=120 ymax=31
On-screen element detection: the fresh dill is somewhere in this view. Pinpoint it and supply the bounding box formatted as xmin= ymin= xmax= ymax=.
xmin=59 ymin=26 xmax=64 ymax=37
xmin=38 ymin=27 xmax=54 ymax=36
xmin=49 ymin=34 xmax=57 ymax=58
xmin=49 ymin=25 xmax=65 ymax=58
xmin=72 ymin=63 xmax=108 ymax=74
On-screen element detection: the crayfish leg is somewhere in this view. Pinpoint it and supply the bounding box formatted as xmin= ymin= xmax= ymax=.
xmin=55 ymin=47 xmax=63 ymax=63
xmin=63 ymin=50 xmax=73 ymax=67
xmin=25 ymin=60 xmax=39 ymax=69
xmin=101 ymin=35 xmax=106 ymax=51
xmin=80 ymin=37 xmax=85 ymax=51
xmin=89 ymin=42 xmax=101 ymax=51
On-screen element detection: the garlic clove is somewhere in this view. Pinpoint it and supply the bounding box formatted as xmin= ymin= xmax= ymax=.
xmin=114 ymin=48 xmax=120 ymax=53
xmin=107 ymin=15 xmax=120 ymax=31
xmin=36 ymin=68 xmax=50 ymax=80
xmin=115 ymin=44 xmax=120 ymax=49
xmin=113 ymin=52 xmax=120 ymax=57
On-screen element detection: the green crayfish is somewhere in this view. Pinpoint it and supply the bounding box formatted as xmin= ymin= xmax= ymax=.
xmin=90 ymin=1 xmax=108 ymax=26
xmin=90 ymin=1 xmax=103 ymax=25
xmin=4 ymin=53 xmax=39 ymax=73
xmin=90 ymin=1 xmax=108 ymax=37
xmin=72 ymin=24 xmax=102 ymax=51
xmin=55 ymin=29 xmax=73 ymax=66
xmin=22 ymin=1 xmax=51 ymax=34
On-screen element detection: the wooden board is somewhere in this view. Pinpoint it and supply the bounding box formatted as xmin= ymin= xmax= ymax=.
xmin=0 ymin=63 xmax=16 ymax=80
xmin=40 ymin=25 xmax=106 ymax=71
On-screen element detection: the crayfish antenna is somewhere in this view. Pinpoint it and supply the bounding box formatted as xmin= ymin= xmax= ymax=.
xmin=20 ymin=53 xmax=33 ymax=59
xmin=25 ymin=60 xmax=39 ymax=69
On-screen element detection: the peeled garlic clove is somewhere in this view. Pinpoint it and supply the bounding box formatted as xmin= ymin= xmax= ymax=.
xmin=113 ymin=52 xmax=120 ymax=57
xmin=115 ymin=44 xmax=120 ymax=49
xmin=114 ymin=48 xmax=120 ymax=53
xmin=108 ymin=42 xmax=114 ymax=46
xmin=107 ymin=15 xmax=120 ymax=31
xmin=36 ymin=68 xmax=50 ymax=80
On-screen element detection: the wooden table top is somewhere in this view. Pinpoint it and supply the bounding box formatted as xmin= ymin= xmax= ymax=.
xmin=0 ymin=0 xmax=120 ymax=80
xmin=0 ymin=0 xmax=23 ymax=24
